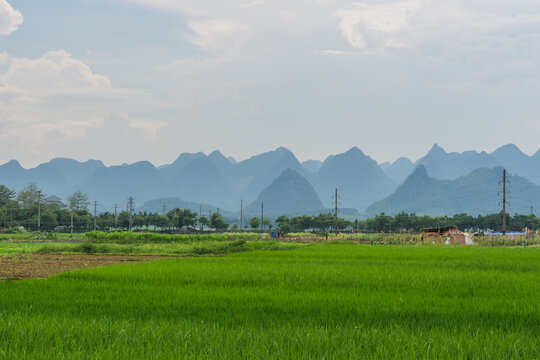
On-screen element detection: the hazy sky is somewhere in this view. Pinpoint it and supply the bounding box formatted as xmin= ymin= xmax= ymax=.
xmin=2 ymin=0 xmax=540 ymax=167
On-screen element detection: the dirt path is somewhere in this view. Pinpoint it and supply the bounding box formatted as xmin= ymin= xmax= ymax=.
xmin=0 ymin=254 xmax=168 ymax=280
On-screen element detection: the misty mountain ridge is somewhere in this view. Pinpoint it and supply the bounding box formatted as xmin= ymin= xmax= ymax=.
xmin=368 ymin=165 xmax=540 ymax=216
xmin=2 ymin=143 xmax=540 ymax=216
xmin=313 ymin=147 xmax=397 ymax=211
xmin=246 ymin=169 xmax=324 ymax=216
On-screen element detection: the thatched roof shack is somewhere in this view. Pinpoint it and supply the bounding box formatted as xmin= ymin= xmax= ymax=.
xmin=421 ymin=226 xmax=472 ymax=245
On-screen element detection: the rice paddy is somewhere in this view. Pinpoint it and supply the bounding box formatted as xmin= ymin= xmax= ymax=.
xmin=0 ymin=243 xmax=538 ymax=359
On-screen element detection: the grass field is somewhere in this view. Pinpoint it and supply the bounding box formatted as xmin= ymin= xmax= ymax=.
xmin=0 ymin=243 xmax=538 ymax=359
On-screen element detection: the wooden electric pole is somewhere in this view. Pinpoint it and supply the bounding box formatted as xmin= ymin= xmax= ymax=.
xmin=260 ymin=202 xmax=264 ymax=234
xmin=240 ymin=200 xmax=243 ymax=232
xmin=114 ymin=204 xmax=118 ymax=229
xmin=334 ymin=188 xmax=338 ymax=235
xmin=127 ymin=197 xmax=135 ymax=231
xmin=93 ymin=201 xmax=97 ymax=231
xmin=502 ymin=169 xmax=507 ymax=235
xmin=37 ymin=193 xmax=41 ymax=232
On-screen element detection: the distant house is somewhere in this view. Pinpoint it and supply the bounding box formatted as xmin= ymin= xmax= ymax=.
xmin=45 ymin=195 xmax=67 ymax=209
xmin=421 ymin=226 xmax=473 ymax=245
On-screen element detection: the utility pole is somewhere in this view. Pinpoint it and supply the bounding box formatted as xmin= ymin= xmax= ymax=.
xmin=37 ymin=193 xmax=41 ymax=232
xmin=334 ymin=188 xmax=338 ymax=235
xmin=114 ymin=204 xmax=118 ymax=229
xmin=127 ymin=197 xmax=135 ymax=231
xmin=70 ymin=210 xmax=74 ymax=235
xmin=240 ymin=200 xmax=243 ymax=232
xmin=502 ymin=169 xmax=507 ymax=235
xmin=200 ymin=205 xmax=203 ymax=231
xmin=162 ymin=203 xmax=166 ymax=215
xmin=260 ymin=202 xmax=264 ymax=234
xmin=93 ymin=201 xmax=97 ymax=231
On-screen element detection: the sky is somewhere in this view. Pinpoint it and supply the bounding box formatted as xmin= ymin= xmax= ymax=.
xmin=2 ymin=0 xmax=540 ymax=167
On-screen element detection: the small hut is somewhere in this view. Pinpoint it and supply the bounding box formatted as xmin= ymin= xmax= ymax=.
xmin=421 ymin=226 xmax=472 ymax=245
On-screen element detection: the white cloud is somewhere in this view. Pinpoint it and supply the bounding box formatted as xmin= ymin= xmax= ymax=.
xmin=0 ymin=0 xmax=22 ymax=36
xmin=0 ymin=52 xmax=9 ymax=65
xmin=337 ymin=1 xmax=422 ymax=51
xmin=336 ymin=1 xmax=540 ymax=56
xmin=1 ymin=50 xmax=111 ymax=95
xmin=5 ymin=0 xmax=540 ymax=165
xmin=107 ymin=0 xmax=540 ymax=163
xmin=0 ymin=50 xmax=165 ymax=166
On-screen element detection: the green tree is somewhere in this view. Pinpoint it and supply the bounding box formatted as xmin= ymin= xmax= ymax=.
xmin=172 ymin=209 xmax=198 ymax=229
xmin=132 ymin=214 xmax=145 ymax=229
xmin=0 ymin=185 xmax=15 ymax=207
xmin=40 ymin=209 xmax=58 ymax=231
xmin=249 ymin=217 xmax=260 ymax=230
xmin=18 ymin=183 xmax=44 ymax=210
xmin=67 ymin=190 xmax=90 ymax=213
xmin=210 ymin=213 xmax=228 ymax=231
xmin=156 ymin=215 xmax=171 ymax=230
xmin=117 ymin=211 xmax=130 ymax=230
xmin=275 ymin=215 xmax=291 ymax=234
xmin=198 ymin=215 xmax=209 ymax=229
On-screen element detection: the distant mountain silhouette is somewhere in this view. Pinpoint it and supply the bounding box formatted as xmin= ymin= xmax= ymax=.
xmin=83 ymin=161 xmax=166 ymax=210
xmin=380 ymin=157 xmax=414 ymax=185
xmin=246 ymin=169 xmax=323 ymax=216
xmin=49 ymin=158 xmax=104 ymax=187
xmin=313 ymin=147 xmax=396 ymax=211
xmin=367 ymin=165 xmax=540 ymax=216
xmin=170 ymin=156 xmax=232 ymax=206
xmin=416 ymin=144 xmax=498 ymax=180
xmin=239 ymin=147 xmax=305 ymax=204
xmin=3 ymin=143 xmax=540 ymax=216
xmin=408 ymin=143 xmax=540 ymax=187
xmin=159 ymin=152 xmax=206 ymax=181
xmin=301 ymin=160 xmax=322 ymax=173
xmin=491 ymin=144 xmax=540 ymax=183
xmin=0 ymin=158 xmax=103 ymax=198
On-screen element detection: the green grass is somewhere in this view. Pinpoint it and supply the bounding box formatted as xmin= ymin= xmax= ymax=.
xmin=0 ymin=244 xmax=538 ymax=359
xmin=33 ymin=239 xmax=302 ymax=256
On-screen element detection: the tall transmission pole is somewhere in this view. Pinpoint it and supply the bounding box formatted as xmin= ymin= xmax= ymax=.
xmin=93 ymin=201 xmax=97 ymax=231
xmin=200 ymin=205 xmax=203 ymax=231
xmin=37 ymin=193 xmax=41 ymax=232
xmin=240 ymin=200 xmax=243 ymax=232
xmin=260 ymin=202 xmax=264 ymax=234
xmin=162 ymin=203 xmax=167 ymax=215
xmin=501 ymin=169 xmax=508 ymax=235
xmin=127 ymin=197 xmax=135 ymax=231
xmin=114 ymin=204 xmax=118 ymax=229
xmin=334 ymin=188 xmax=338 ymax=235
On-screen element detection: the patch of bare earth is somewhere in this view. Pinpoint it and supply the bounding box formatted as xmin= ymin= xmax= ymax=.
xmin=0 ymin=254 xmax=167 ymax=280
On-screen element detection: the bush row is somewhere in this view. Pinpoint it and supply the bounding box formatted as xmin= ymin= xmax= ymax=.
xmin=84 ymin=231 xmax=262 ymax=244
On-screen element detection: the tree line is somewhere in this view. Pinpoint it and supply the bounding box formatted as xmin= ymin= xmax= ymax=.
xmin=0 ymin=183 xmax=534 ymax=233
xmin=0 ymin=183 xmax=230 ymax=232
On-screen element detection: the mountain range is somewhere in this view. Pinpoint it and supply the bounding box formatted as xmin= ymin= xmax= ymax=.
xmin=368 ymin=165 xmax=540 ymax=216
xmin=1 ymin=143 xmax=539 ymax=217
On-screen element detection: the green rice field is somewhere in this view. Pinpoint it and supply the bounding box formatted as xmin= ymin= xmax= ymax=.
xmin=0 ymin=243 xmax=538 ymax=359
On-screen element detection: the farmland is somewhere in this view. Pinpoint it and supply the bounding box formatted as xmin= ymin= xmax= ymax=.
xmin=0 ymin=240 xmax=538 ymax=359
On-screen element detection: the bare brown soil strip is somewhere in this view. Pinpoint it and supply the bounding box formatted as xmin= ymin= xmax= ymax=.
xmin=0 ymin=254 xmax=168 ymax=280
